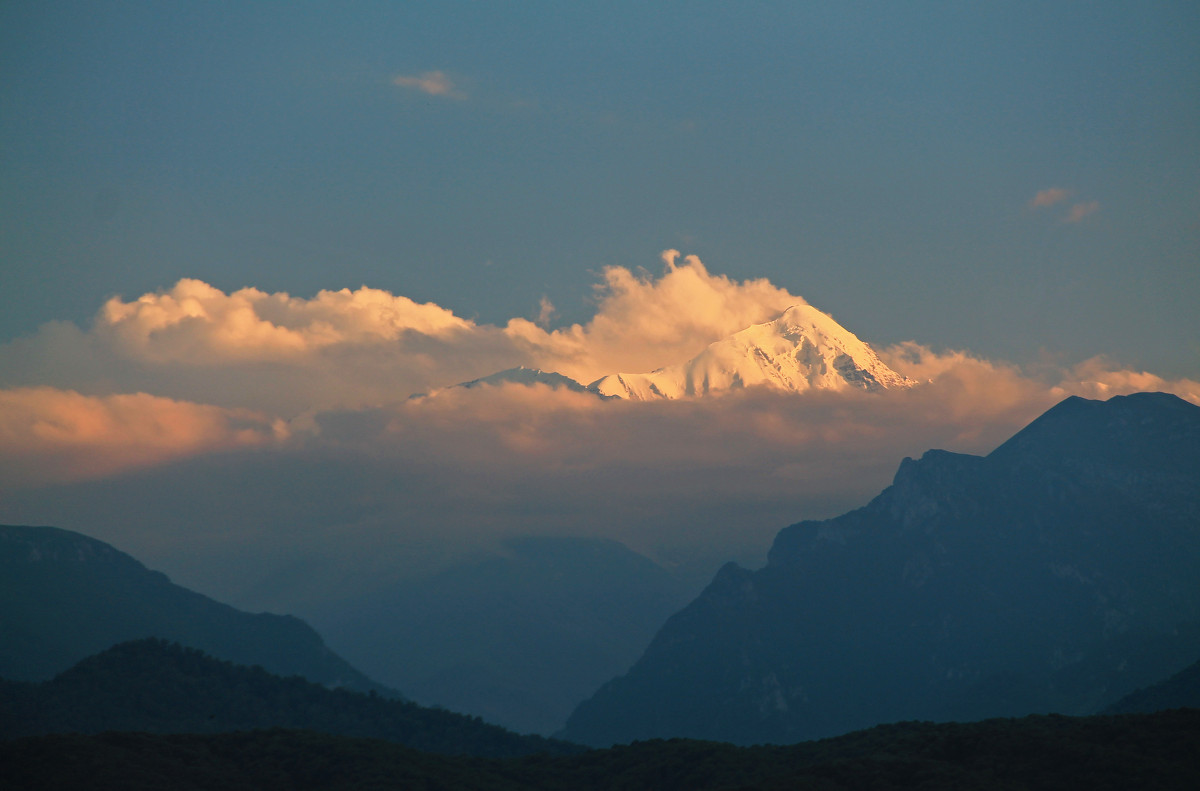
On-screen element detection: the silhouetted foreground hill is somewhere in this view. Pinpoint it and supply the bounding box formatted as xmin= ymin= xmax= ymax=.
xmin=0 ymin=639 xmax=578 ymax=758
xmin=2 ymin=709 xmax=1198 ymax=790
xmin=564 ymin=393 xmax=1200 ymax=746
xmin=0 ymin=524 xmax=389 ymax=694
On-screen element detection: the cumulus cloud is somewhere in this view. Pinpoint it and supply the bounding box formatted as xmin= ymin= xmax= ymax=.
xmin=1054 ymin=356 xmax=1200 ymax=403
xmin=505 ymin=250 xmax=806 ymax=383
xmin=1030 ymin=188 xmax=1071 ymax=208
xmin=0 ymin=255 xmax=807 ymax=413
xmin=0 ymin=280 xmax=527 ymax=414
xmin=98 ymin=278 xmax=474 ymax=362
xmin=392 ymin=70 xmax=465 ymax=99
xmin=1064 ymin=201 xmax=1101 ymax=223
xmin=0 ymin=387 xmax=282 ymax=487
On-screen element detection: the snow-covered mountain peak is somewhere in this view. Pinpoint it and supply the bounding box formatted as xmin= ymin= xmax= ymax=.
xmin=588 ymin=303 xmax=912 ymax=400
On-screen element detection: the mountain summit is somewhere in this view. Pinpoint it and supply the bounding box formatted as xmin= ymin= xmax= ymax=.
xmin=588 ymin=304 xmax=911 ymax=400
xmin=561 ymin=392 xmax=1200 ymax=746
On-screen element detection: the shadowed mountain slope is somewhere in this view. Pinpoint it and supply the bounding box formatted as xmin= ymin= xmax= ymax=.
xmin=0 ymin=524 xmax=388 ymax=694
xmin=562 ymin=393 xmax=1200 ymax=746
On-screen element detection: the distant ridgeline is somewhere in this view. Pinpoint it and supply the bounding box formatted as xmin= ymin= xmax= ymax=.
xmin=0 ymin=523 xmax=390 ymax=695
xmin=312 ymin=534 xmax=693 ymax=736
xmin=0 ymin=639 xmax=579 ymax=758
xmin=562 ymin=392 xmax=1200 ymax=746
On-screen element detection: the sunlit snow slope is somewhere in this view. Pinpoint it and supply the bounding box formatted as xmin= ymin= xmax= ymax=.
xmin=588 ymin=304 xmax=911 ymax=400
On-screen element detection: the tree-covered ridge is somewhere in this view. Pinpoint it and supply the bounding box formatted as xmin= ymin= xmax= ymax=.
xmin=0 ymin=639 xmax=580 ymax=758
xmin=2 ymin=710 xmax=1198 ymax=790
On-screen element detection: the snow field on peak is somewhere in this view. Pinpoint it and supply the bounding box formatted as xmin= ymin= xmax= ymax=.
xmin=588 ymin=304 xmax=912 ymax=401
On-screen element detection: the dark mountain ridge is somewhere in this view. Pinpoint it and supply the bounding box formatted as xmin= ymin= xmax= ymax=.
xmin=562 ymin=392 xmax=1200 ymax=746
xmin=0 ymin=638 xmax=580 ymax=757
xmin=0 ymin=524 xmax=389 ymax=694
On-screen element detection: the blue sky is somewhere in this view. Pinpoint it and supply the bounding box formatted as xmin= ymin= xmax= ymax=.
xmin=3 ymin=1 xmax=1197 ymax=375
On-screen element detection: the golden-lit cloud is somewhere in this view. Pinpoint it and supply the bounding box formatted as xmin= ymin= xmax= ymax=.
xmin=0 ymin=387 xmax=283 ymax=487
xmin=0 ymin=280 xmax=518 ymax=413
xmin=885 ymin=343 xmax=1200 ymax=405
xmin=881 ymin=342 xmax=1052 ymax=421
xmin=98 ymin=278 xmax=474 ymax=363
xmin=392 ymin=70 xmax=465 ymax=99
xmin=1064 ymin=201 xmax=1101 ymax=223
xmin=2 ymin=255 xmax=1197 ymax=565
xmin=1 ymin=257 xmax=1194 ymax=434
xmin=0 ymin=254 xmax=808 ymax=413
xmin=1054 ymin=356 xmax=1200 ymax=403
xmin=1030 ymin=188 xmax=1071 ymax=208
xmin=504 ymin=250 xmax=806 ymax=383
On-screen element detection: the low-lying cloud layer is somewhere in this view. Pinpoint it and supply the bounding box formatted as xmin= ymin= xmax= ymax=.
xmin=0 ymin=387 xmax=282 ymax=487
xmin=1 ymin=254 xmax=1196 ymax=608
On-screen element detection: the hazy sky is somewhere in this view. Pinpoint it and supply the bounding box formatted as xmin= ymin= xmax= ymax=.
xmin=1 ymin=3 xmax=1198 ymax=609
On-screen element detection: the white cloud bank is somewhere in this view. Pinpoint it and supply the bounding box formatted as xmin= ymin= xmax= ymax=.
xmin=1 ymin=254 xmax=1197 ymax=491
